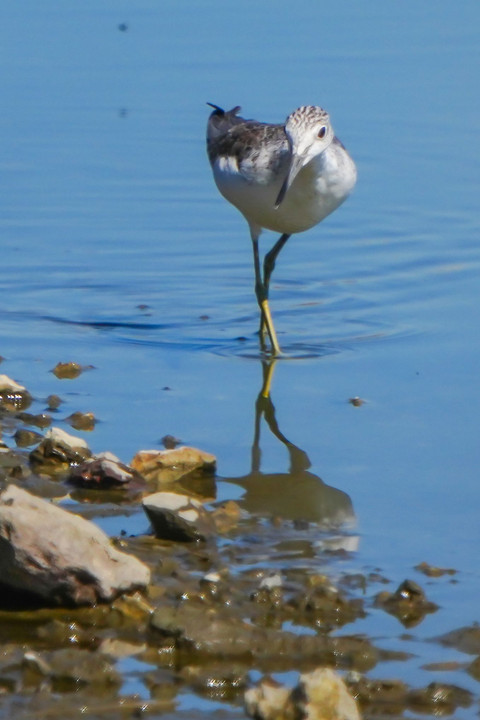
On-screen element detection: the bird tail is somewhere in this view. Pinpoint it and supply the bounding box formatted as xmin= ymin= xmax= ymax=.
xmin=206 ymin=102 xmax=225 ymax=114
xmin=206 ymin=103 xmax=243 ymax=140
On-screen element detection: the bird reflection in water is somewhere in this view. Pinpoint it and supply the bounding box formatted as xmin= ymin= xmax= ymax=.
xmin=226 ymin=361 xmax=357 ymax=542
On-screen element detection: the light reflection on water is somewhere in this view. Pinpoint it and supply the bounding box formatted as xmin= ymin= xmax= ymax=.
xmin=1 ymin=0 xmax=480 ymax=716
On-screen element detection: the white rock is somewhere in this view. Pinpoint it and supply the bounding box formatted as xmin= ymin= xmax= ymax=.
xmin=245 ymin=678 xmax=291 ymax=720
xmin=0 ymin=485 xmax=150 ymax=606
xmin=260 ymin=573 xmax=283 ymax=590
xmin=294 ymin=668 xmax=361 ymax=720
xmin=143 ymin=491 xmax=215 ymax=542
xmin=245 ymin=668 xmax=361 ymax=720
xmin=203 ymin=571 xmax=221 ymax=583
xmin=131 ymin=446 xmax=216 ymax=484
xmin=45 ymin=426 xmax=89 ymax=450
xmin=147 ymin=491 xmax=201 ymax=512
xmin=0 ymin=375 xmax=26 ymax=392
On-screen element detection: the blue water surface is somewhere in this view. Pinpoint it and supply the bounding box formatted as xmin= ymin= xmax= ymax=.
xmin=1 ymin=0 xmax=480 ymax=716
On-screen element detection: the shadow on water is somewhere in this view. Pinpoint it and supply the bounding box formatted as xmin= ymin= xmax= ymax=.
xmin=223 ymin=360 xmax=356 ymax=531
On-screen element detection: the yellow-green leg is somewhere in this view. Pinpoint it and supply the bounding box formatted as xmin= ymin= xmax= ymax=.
xmin=251 ymin=237 xmax=281 ymax=356
xmin=258 ymin=233 xmax=290 ymax=348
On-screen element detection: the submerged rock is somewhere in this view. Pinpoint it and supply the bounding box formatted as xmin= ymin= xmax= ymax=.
xmin=143 ymin=491 xmax=215 ymax=542
xmin=22 ymin=647 xmax=120 ymax=690
xmin=161 ymin=434 xmax=182 ymax=449
xmin=0 ymin=485 xmax=150 ymax=606
xmin=347 ymin=674 xmax=470 ymax=716
xmin=346 ymin=675 xmax=408 ymax=715
xmin=348 ymin=397 xmax=364 ymax=407
xmin=408 ymin=681 xmax=472 ymax=714
xmin=14 ymin=428 xmax=44 ymax=448
xmin=374 ymin=579 xmax=438 ymax=627
xmin=51 ymin=361 xmax=92 ymax=379
xmin=287 ymin=574 xmax=365 ymax=629
xmin=179 ymin=663 xmax=247 ymax=701
xmin=0 ymin=447 xmax=29 ymax=477
xmin=211 ymin=500 xmax=241 ymax=533
xmin=65 ymin=411 xmax=96 ymax=431
xmin=46 ymin=394 xmax=63 ymax=411
xmin=468 ymin=656 xmax=480 ymax=681
xmin=435 ymin=624 xmax=480 ymax=655
xmin=151 ymin=603 xmax=260 ymax=659
xmin=131 ymin=446 xmax=216 ymax=485
xmin=150 ymin=603 xmax=378 ymax=671
xmin=17 ymin=411 xmax=52 ymax=429
xmin=415 ymin=561 xmax=457 ymax=577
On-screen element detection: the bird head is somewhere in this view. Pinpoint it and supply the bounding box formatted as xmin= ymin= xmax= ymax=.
xmin=275 ymin=106 xmax=334 ymax=208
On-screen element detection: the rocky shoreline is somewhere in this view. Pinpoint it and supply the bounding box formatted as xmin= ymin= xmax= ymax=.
xmin=0 ymin=368 xmax=476 ymax=719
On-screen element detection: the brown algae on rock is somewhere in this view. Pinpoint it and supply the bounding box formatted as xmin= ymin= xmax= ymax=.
xmin=131 ymin=446 xmax=216 ymax=485
xmin=51 ymin=361 xmax=93 ymax=379
xmin=65 ymin=410 xmax=97 ymax=431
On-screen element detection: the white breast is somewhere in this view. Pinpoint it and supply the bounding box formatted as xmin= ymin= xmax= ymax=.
xmin=213 ymin=141 xmax=356 ymax=237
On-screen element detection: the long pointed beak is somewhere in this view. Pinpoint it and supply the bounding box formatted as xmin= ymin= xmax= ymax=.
xmin=275 ymin=152 xmax=305 ymax=209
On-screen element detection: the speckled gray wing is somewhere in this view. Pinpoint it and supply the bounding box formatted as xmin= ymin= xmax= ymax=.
xmin=207 ymin=105 xmax=288 ymax=179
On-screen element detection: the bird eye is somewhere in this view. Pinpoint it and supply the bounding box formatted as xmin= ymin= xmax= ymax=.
xmin=318 ymin=126 xmax=326 ymax=139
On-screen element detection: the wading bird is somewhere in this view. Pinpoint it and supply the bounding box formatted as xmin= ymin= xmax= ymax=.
xmin=206 ymin=103 xmax=356 ymax=355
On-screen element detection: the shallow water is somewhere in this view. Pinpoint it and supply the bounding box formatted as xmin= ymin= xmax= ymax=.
xmin=1 ymin=0 xmax=480 ymax=717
